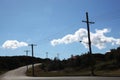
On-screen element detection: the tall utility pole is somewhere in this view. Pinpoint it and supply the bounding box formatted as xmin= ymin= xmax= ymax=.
xmin=24 ymin=50 xmax=30 ymax=72
xmin=82 ymin=12 xmax=95 ymax=76
xmin=29 ymin=44 xmax=37 ymax=76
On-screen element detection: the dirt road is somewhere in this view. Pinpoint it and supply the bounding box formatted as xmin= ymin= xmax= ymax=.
xmin=0 ymin=64 xmax=40 ymax=80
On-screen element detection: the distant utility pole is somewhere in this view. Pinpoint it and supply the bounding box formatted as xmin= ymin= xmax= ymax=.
xmin=24 ymin=50 xmax=30 ymax=72
xmin=82 ymin=12 xmax=95 ymax=76
xmin=57 ymin=53 xmax=59 ymax=60
xmin=29 ymin=44 xmax=37 ymax=77
xmin=46 ymin=52 xmax=48 ymax=59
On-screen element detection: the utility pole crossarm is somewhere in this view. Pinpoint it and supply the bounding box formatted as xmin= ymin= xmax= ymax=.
xmin=29 ymin=44 xmax=37 ymax=46
xmin=82 ymin=20 xmax=95 ymax=24
xmin=82 ymin=12 xmax=95 ymax=24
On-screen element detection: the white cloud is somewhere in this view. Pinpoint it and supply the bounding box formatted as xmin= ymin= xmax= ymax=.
xmin=2 ymin=40 xmax=28 ymax=49
xmin=50 ymin=28 xmax=120 ymax=49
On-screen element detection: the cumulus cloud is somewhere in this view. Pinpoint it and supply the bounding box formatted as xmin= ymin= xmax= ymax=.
xmin=50 ymin=28 xmax=120 ymax=49
xmin=2 ymin=40 xmax=28 ymax=49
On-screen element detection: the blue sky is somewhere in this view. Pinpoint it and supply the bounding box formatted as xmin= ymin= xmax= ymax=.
xmin=0 ymin=0 xmax=120 ymax=59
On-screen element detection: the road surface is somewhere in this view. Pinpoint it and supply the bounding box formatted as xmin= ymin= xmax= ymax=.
xmin=0 ymin=64 xmax=120 ymax=80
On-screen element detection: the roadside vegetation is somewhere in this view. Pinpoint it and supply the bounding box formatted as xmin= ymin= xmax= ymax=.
xmin=27 ymin=47 xmax=120 ymax=76
xmin=0 ymin=47 xmax=120 ymax=76
xmin=0 ymin=56 xmax=42 ymax=75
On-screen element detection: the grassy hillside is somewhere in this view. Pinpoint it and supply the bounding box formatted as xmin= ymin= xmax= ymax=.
xmin=0 ymin=56 xmax=42 ymax=75
xmin=27 ymin=47 xmax=120 ymax=77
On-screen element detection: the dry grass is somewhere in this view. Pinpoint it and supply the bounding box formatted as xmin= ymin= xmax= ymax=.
xmin=95 ymin=69 xmax=120 ymax=76
xmin=26 ymin=65 xmax=120 ymax=77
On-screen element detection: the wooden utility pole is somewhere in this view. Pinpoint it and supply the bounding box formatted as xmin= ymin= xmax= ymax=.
xmin=57 ymin=53 xmax=59 ymax=60
xmin=24 ymin=50 xmax=30 ymax=72
xmin=29 ymin=44 xmax=37 ymax=76
xmin=46 ymin=52 xmax=48 ymax=59
xmin=82 ymin=12 xmax=95 ymax=76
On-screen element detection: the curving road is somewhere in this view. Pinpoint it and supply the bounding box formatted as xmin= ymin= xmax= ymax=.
xmin=0 ymin=64 xmax=39 ymax=80
xmin=0 ymin=64 xmax=120 ymax=80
